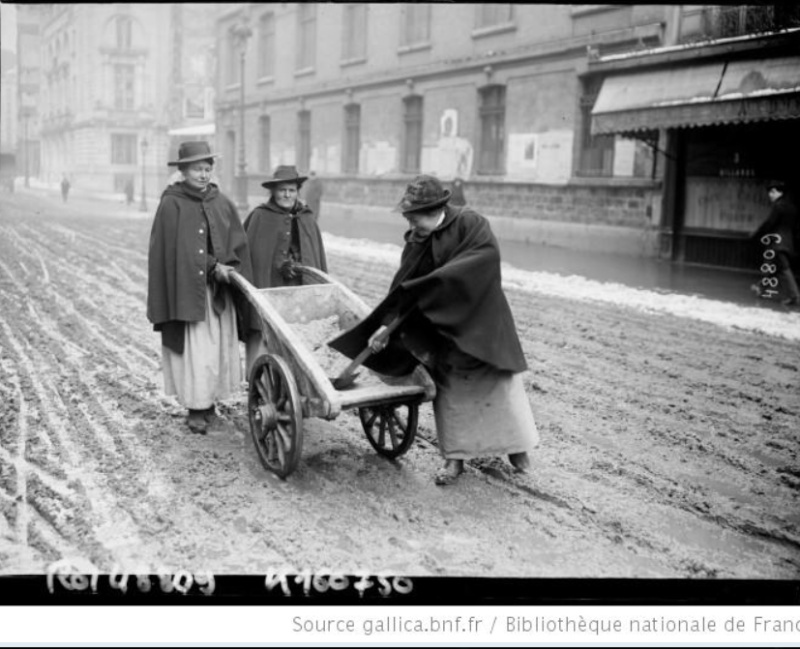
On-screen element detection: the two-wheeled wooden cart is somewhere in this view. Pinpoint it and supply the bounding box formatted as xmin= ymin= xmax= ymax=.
xmin=230 ymin=267 xmax=435 ymax=478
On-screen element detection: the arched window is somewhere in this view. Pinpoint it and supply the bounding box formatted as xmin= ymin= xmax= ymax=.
xmin=116 ymin=16 xmax=133 ymax=50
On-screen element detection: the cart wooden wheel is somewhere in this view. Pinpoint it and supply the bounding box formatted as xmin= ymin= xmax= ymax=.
xmin=248 ymin=354 xmax=303 ymax=478
xmin=358 ymin=401 xmax=419 ymax=459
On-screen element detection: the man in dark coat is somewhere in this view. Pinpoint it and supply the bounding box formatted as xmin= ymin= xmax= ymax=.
xmin=243 ymin=165 xmax=328 ymax=374
xmin=753 ymin=180 xmax=800 ymax=307
xmin=330 ymin=175 xmax=538 ymax=485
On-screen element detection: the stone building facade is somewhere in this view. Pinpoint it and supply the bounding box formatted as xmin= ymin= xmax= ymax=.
xmin=215 ymin=4 xmax=800 ymax=265
xmin=33 ymin=4 xmax=221 ymax=198
xmin=215 ymin=3 xmax=668 ymax=256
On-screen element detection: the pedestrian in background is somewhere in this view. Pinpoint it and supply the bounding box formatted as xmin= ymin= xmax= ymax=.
xmin=124 ymin=177 xmax=135 ymax=206
xmin=752 ymin=180 xmax=800 ymax=308
xmin=342 ymin=175 xmax=539 ymax=486
xmin=147 ymin=141 xmax=254 ymax=434
xmin=60 ymin=175 xmax=71 ymax=203
xmin=303 ymin=170 xmax=324 ymax=221
xmin=243 ymin=165 xmax=327 ymax=375
xmin=450 ymin=177 xmax=467 ymax=207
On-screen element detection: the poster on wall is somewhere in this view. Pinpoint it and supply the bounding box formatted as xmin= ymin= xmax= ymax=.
xmin=535 ymin=130 xmax=573 ymax=184
xmin=429 ymin=109 xmax=473 ymax=179
xmin=613 ymin=138 xmax=637 ymax=177
xmin=508 ymin=134 xmax=539 ymax=176
xmin=440 ymin=109 xmax=459 ymax=138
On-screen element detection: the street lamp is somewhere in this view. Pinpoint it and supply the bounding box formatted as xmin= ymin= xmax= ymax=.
xmin=231 ymin=16 xmax=253 ymax=213
xmin=139 ymin=137 xmax=148 ymax=212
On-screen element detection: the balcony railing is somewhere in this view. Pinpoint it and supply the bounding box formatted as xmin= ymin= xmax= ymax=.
xmin=698 ymin=5 xmax=800 ymax=40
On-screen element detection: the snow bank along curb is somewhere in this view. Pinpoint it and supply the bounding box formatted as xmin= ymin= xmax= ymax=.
xmin=323 ymin=234 xmax=800 ymax=343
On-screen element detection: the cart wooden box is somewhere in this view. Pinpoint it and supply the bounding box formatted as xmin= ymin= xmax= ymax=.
xmin=230 ymin=267 xmax=435 ymax=478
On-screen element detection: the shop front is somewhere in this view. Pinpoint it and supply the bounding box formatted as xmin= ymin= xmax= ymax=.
xmin=588 ymin=32 xmax=800 ymax=269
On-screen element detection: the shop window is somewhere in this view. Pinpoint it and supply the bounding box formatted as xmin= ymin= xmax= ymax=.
xmin=297 ymin=110 xmax=311 ymax=173
xmin=296 ymin=4 xmax=317 ymax=71
xmin=258 ymin=115 xmax=271 ymax=173
xmin=342 ymin=4 xmax=367 ymax=62
xmin=258 ymin=12 xmax=275 ymax=79
xmin=343 ymin=104 xmax=361 ymax=174
xmin=401 ymin=4 xmax=431 ymax=47
xmin=402 ymin=95 xmax=423 ymax=174
xmin=577 ymin=79 xmax=614 ymax=177
xmin=477 ymin=85 xmax=505 ymax=175
xmin=111 ymin=134 xmax=136 ymax=164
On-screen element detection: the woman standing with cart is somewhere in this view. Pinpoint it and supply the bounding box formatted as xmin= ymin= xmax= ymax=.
xmin=147 ymin=141 xmax=253 ymax=434
xmin=243 ymin=165 xmax=328 ymax=376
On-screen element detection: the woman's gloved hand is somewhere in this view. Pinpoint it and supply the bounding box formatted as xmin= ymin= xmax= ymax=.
xmin=279 ymin=259 xmax=299 ymax=280
xmin=213 ymin=262 xmax=235 ymax=284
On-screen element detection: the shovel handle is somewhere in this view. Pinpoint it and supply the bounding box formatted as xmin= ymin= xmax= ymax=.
xmin=333 ymin=312 xmax=410 ymax=387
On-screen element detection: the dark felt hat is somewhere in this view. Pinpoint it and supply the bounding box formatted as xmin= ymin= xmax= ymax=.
xmin=261 ymin=165 xmax=308 ymax=189
xmin=394 ymin=175 xmax=451 ymax=214
xmin=167 ymin=141 xmax=219 ymax=166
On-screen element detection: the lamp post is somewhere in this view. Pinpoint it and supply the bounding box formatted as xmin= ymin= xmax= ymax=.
xmin=231 ymin=16 xmax=253 ymax=213
xmin=139 ymin=137 xmax=148 ymax=212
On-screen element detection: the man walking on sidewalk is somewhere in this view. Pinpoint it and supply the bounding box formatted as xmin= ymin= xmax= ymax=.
xmin=752 ymin=180 xmax=800 ymax=308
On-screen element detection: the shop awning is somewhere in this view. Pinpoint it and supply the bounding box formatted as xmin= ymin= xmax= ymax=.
xmin=591 ymin=56 xmax=800 ymax=136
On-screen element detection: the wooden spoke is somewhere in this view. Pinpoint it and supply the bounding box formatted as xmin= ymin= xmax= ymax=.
xmin=387 ymin=417 xmax=400 ymax=449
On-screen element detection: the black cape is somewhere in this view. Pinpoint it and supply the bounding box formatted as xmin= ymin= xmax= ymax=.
xmin=329 ymin=206 xmax=527 ymax=376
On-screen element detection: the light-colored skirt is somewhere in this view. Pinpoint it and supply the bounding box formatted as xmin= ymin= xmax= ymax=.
xmin=433 ymin=366 xmax=539 ymax=460
xmin=162 ymin=286 xmax=242 ymax=410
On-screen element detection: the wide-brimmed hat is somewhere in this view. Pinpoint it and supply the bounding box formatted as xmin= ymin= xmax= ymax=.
xmin=261 ymin=165 xmax=308 ymax=189
xmin=167 ymin=141 xmax=219 ymax=166
xmin=393 ymin=175 xmax=451 ymax=214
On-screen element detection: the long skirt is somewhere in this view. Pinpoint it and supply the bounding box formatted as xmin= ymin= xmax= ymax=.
xmin=433 ymin=365 xmax=539 ymax=460
xmin=161 ymin=286 xmax=241 ymax=410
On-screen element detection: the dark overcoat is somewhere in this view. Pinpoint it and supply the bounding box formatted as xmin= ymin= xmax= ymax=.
xmin=754 ymin=195 xmax=799 ymax=255
xmin=243 ymin=198 xmax=327 ymax=330
xmin=330 ymin=205 xmax=527 ymax=375
xmin=146 ymin=182 xmax=253 ymax=351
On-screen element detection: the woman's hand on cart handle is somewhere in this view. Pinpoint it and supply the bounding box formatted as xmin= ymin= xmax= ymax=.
xmin=213 ymin=262 xmax=236 ymax=284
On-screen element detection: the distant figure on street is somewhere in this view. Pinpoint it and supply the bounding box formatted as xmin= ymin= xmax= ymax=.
xmin=303 ymin=170 xmax=324 ymax=221
xmin=124 ymin=178 xmax=135 ymax=206
xmin=60 ymin=175 xmax=71 ymax=203
xmin=450 ymin=177 xmax=467 ymax=207
xmin=752 ymin=180 xmax=799 ymax=308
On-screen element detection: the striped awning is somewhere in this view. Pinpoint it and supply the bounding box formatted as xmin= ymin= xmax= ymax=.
xmin=591 ymin=56 xmax=800 ymax=135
